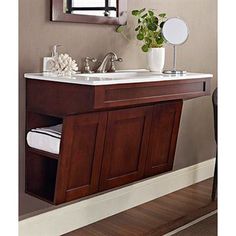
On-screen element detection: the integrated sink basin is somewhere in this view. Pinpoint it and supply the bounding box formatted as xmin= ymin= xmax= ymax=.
xmin=78 ymin=70 xmax=162 ymax=78
xmin=25 ymin=69 xmax=213 ymax=86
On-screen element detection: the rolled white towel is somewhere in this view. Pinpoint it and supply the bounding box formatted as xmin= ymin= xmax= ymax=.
xmin=27 ymin=124 xmax=62 ymax=154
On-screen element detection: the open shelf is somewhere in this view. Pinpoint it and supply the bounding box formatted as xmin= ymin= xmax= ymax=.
xmin=25 ymin=150 xmax=58 ymax=203
xmin=27 ymin=147 xmax=59 ymax=160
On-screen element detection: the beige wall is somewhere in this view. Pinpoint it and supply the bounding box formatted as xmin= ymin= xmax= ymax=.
xmin=19 ymin=0 xmax=217 ymax=215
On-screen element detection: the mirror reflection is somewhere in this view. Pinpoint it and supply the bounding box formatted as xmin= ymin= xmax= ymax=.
xmin=64 ymin=0 xmax=118 ymax=17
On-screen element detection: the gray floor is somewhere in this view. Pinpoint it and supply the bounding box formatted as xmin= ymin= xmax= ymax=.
xmin=174 ymin=214 xmax=217 ymax=236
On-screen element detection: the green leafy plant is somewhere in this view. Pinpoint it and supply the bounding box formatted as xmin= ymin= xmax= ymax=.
xmin=132 ymin=8 xmax=167 ymax=52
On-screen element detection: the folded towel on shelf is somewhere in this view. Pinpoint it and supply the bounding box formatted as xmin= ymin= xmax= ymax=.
xmin=27 ymin=124 xmax=62 ymax=154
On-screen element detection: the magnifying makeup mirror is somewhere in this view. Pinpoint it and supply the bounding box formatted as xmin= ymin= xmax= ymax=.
xmin=162 ymin=17 xmax=189 ymax=74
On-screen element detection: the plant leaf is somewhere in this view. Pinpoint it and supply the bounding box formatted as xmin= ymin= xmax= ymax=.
xmin=116 ymin=25 xmax=124 ymax=33
xmin=137 ymin=33 xmax=144 ymax=40
xmin=132 ymin=10 xmax=140 ymax=16
xmin=159 ymin=13 xmax=166 ymax=18
xmin=147 ymin=23 xmax=157 ymax=31
xmin=135 ymin=25 xmax=141 ymax=31
xmin=156 ymin=37 xmax=164 ymax=45
xmin=142 ymin=44 xmax=149 ymax=52
xmin=141 ymin=13 xmax=148 ymax=18
xmin=153 ymin=17 xmax=159 ymax=25
xmin=148 ymin=10 xmax=154 ymax=16
xmin=139 ymin=8 xmax=146 ymax=14
xmin=160 ymin=22 xmax=165 ymax=28
xmin=145 ymin=37 xmax=152 ymax=45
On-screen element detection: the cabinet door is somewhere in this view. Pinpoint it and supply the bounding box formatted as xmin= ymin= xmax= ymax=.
xmin=55 ymin=112 xmax=107 ymax=204
xmin=99 ymin=106 xmax=153 ymax=191
xmin=144 ymin=100 xmax=182 ymax=177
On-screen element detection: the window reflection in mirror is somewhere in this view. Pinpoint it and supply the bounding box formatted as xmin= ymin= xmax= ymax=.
xmin=64 ymin=0 xmax=118 ymax=17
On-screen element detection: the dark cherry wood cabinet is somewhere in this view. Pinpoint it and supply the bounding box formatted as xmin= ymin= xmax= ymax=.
xmin=25 ymin=76 xmax=211 ymax=204
xmin=144 ymin=101 xmax=183 ymax=177
xmin=55 ymin=113 xmax=107 ymax=204
xmin=99 ymin=106 xmax=153 ymax=190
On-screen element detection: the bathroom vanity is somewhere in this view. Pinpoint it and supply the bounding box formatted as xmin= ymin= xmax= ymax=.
xmin=25 ymin=70 xmax=212 ymax=204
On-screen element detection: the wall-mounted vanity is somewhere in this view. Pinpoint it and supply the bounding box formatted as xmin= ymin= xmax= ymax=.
xmin=25 ymin=70 xmax=212 ymax=204
xmin=51 ymin=0 xmax=127 ymax=25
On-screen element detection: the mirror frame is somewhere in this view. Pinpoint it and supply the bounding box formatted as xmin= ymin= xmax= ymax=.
xmin=51 ymin=0 xmax=127 ymax=25
xmin=162 ymin=17 xmax=189 ymax=46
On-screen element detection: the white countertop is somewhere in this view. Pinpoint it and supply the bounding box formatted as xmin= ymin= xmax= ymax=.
xmin=25 ymin=70 xmax=213 ymax=86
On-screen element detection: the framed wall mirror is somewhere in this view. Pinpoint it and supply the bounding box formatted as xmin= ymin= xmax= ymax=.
xmin=51 ymin=0 xmax=127 ymax=25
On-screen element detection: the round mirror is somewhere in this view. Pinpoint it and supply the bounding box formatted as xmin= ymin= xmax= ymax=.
xmin=162 ymin=17 xmax=189 ymax=45
xmin=162 ymin=17 xmax=189 ymax=74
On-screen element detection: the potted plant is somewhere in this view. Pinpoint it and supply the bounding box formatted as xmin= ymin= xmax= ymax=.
xmin=129 ymin=8 xmax=167 ymax=72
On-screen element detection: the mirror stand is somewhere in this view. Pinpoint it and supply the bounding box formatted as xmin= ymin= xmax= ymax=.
xmin=163 ymin=45 xmax=186 ymax=74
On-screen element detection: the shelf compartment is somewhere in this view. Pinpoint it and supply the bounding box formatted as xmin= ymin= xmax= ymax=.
xmin=25 ymin=150 xmax=58 ymax=203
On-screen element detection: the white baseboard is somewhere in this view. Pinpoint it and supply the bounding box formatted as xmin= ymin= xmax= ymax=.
xmin=19 ymin=158 xmax=215 ymax=236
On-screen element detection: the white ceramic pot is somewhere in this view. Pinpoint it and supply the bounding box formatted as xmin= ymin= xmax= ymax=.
xmin=147 ymin=48 xmax=165 ymax=72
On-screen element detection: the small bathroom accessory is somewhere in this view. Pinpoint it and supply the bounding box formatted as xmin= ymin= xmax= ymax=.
xmin=43 ymin=44 xmax=62 ymax=72
xmin=162 ymin=17 xmax=189 ymax=74
xmin=50 ymin=53 xmax=78 ymax=76
xmin=43 ymin=44 xmax=78 ymax=76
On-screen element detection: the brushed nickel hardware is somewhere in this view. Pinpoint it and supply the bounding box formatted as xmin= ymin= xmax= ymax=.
xmin=83 ymin=57 xmax=97 ymax=73
xmin=108 ymin=57 xmax=123 ymax=73
xmin=97 ymin=52 xmax=123 ymax=73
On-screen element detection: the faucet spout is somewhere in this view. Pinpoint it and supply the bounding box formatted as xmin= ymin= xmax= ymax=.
xmin=96 ymin=52 xmax=119 ymax=73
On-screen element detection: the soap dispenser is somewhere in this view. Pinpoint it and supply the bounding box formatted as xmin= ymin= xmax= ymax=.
xmin=43 ymin=45 xmax=62 ymax=72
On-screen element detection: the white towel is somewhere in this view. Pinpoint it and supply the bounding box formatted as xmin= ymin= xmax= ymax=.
xmin=27 ymin=124 xmax=62 ymax=154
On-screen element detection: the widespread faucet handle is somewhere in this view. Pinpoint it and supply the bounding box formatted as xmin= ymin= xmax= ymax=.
xmin=114 ymin=57 xmax=123 ymax=62
xmin=109 ymin=57 xmax=123 ymax=72
xmin=85 ymin=57 xmax=97 ymax=63
xmin=84 ymin=57 xmax=97 ymax=73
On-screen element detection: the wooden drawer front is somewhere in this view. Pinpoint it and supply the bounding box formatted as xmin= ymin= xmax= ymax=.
xmin=54 ymin=112 xmax=107 ymax=204
xmin=99 ymin=106 xmax=153 ymax=191
xmin=144 ymin=100 xmax=183 ymax=177
xmin=27 ymin=79 xmax=94 ymax=117
xmin=94 ymin=79 xmax=210 ymax=109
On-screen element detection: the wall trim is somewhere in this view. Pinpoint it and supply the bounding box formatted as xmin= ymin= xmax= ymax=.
xmin=19 ymin=158 xmax=215 ymax=236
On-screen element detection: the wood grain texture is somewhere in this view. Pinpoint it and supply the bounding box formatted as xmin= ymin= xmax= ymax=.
xmin=25 ymin=77 xmax=211 ymax=205
xmin=144 ymin=100 xmax=183 ymax=177
xmin=26 ymin=77 xmax=211 ymax=116
xmin=99 ymin=106 xmax=153 ymax=190
xmin=25 ymin=152 xmax=58 ymax=203
xmin=26 ymin=79 xmax=94 ymax=117
xmin=64 ymin=179 xmax=217 ymax=236
xmin=55 ymin=112 xmax=107 ymax=204
xmin=94 ymin=78 xmax=211 ymax=109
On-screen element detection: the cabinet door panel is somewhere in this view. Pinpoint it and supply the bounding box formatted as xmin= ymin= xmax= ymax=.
xmin=100 ymin=106 xmax=153 ymax=191
xmin=55 ymin=112 xmax=107 ymax=204
xmin=145 ymin=100 xmax=182 ymax=177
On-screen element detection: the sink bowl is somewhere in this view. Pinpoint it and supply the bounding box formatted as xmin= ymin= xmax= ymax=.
xmin=76 ymin=70 xmax=163 ymax=79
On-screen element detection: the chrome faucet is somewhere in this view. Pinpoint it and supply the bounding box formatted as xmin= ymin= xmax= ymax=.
xmin=96 ymin=52 xmax=123 ymax=73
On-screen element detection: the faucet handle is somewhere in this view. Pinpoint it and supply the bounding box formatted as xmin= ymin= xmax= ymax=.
xmin=109 ymin=57 xmax=123 ymax=73
xmin=84 ymin=57 xmax=97 ymax=73
xmin=113 ymin=57 xmax=123 ymax=62
xmin=85 ymin=57 xmax=97 ymax=63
